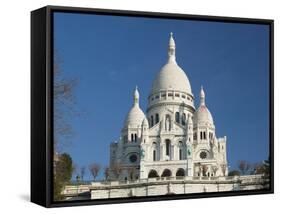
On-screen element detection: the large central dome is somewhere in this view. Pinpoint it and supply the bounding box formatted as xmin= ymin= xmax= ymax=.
xmin=150 ymin=61 xmax=192 ymax=95
xmin=150 ymin=33 xmax=192 ymax=96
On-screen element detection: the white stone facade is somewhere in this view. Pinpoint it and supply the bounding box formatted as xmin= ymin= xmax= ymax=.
xmin=109 ymin=33 xmax=228 ymax=182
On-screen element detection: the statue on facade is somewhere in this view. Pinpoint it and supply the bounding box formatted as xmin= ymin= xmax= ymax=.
xmin=165 ymin=115 xmax=171 ymax=131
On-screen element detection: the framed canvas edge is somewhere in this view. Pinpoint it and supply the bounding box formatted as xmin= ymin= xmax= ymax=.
xmin=31 ymin=5 xmax=274 ymax=208
xmin=31 ymin=7 xmax=48 ymax=207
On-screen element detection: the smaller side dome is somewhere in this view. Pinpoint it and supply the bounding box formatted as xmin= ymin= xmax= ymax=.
xmin=194 ymin=105 xmax=214 ymax=125
xmin=194 ymin=86 xmax=214 ymax=126
xmin=124 ymin=106 xmax=145 ymax=127
xmin=124 ymin=87 xmax=145 ymax=128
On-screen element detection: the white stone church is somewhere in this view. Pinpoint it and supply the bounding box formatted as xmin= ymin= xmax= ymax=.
xmin=62 ymin=34 xmax=269 ymax=200
xmin=109 ymin=33 xmax=228 ymax=181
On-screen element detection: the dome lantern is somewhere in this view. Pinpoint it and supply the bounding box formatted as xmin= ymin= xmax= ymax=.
xmin=200 ymin=86 xmax=206 ymax=106
xmin=134 ymin=86 xmax=139 ymax=106
xmin=168 ymin=32 xmax=176 ymax=63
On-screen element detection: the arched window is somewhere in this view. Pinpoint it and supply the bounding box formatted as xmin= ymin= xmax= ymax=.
xmin=179 ymin=149 xmax=182 ymax=160
xmin=134 ymin=133 xmax=137 ymax=142
xmin=165 ymin=139 xmax=171 ymax=156
xmin=161 ymin=169 xmax=172 ymax=177
xmin=175 ymin=112 xmax=180 ymax=123
xmin=194 ymin=132 xmax=197 ymax=140
xmin=131 ymin=133 xmax=134 ymax=142
xmin=203 ymin=132 xmax=206 ymax=139
xmin=155 ymin=113 xmax=159 ymax=124
xmin=152 ymin=142 xmax=157 ymax=161
xmin=178 ymin=141 xmax=183 ymax=160
xmin=153 ymin=150 xmax=156 ymax=161
xmin=182 ymin=113 xmax=186 ymax=125
xmin=148 ymin=170 xmax=159 ymax=178
xmin=200 ymin=132 xmax=203 ymax=140
xmin=176 ymin=168 xmax=185 ymax=177
xmin=209 ymin=132 xmax=213 ymax=140
xmin=151 ymin=115 xmax=154 ymax=127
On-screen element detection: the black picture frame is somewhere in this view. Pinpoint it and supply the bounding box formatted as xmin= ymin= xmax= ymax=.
xmin=31 ymin=5 xmax=274 ymax=208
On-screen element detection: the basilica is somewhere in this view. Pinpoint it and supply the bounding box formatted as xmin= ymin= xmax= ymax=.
xmin=109 ymin=33 xmax=228 ymax=181
xmin=61 ymin=33 xmax=269 ymax=200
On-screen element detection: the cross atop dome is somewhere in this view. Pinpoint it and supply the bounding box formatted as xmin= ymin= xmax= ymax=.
xmin=134 ymin=86 xmax=139 ymax=106
xmin=169 ymin=32 xmax=175 ymax=47
xmin=168 ymin=32 xmax=176 ymax=63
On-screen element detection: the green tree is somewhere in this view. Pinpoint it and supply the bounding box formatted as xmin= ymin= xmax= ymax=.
xmin=228 ymin=170 xmax=241 ymax=176
xmin=54 ymin=153 xmax=74 ymax=201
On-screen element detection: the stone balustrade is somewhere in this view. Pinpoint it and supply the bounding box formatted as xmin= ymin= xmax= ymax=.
xmin=62 ymin=175 xmax=269 ymax=200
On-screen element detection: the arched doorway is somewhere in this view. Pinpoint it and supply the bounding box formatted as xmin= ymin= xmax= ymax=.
xmin=176 ymin=168 xmax=185 ymax=177
xmin=161 ymin=169 xmax=172 ymax=177
xmin=148 ymin=170 xmax=159 ymax=178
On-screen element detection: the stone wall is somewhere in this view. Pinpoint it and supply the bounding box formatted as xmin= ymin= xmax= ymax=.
xmin=62 ymin=175 xmax=269 ymax=200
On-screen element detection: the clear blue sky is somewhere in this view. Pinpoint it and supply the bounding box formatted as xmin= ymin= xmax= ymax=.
xmin=54 ymin=12 xmax=270 ymax=180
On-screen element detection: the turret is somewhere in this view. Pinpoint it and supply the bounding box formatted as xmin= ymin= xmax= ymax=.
xmin=200 ymin=86 xmax=205 ymax=106
xmin=141 ymin=118 xmax=149 ymax=144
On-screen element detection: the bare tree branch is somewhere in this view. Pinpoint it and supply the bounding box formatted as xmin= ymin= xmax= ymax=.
xmin=53 ymin=50 xmax=79 ymax=152
xmin=89 ymin=163 xmax=101 ymax=181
